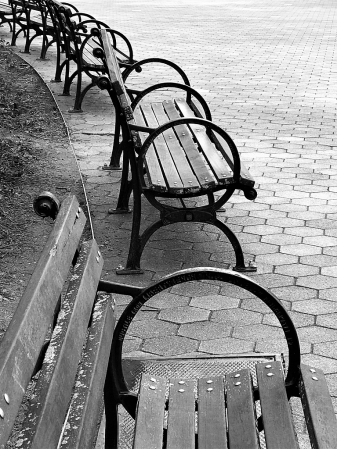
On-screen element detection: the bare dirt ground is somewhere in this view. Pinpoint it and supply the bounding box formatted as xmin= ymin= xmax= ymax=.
xmin=0 ymin=42 xmax=85 ymax=339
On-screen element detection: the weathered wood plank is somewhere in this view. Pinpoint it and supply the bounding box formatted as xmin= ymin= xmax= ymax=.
xmin=15 ymin=239 xmax=103 ymax=449
xmin=226 ymin=369 xmax=260 ymax=449
xmin=175 ymin=98 xmax=255 ymax=186
xmin=140 ymin=102 xmax=184 ymax=192
xmin=133 ymin=374 xmax=167 ymax=449
xmin=256 ymin=361 xmax=297 ymax=449
xmin=163 ymin=100 xmax=216 ymax=189
xmin=174 ymin=98 xmax=234 ymax=183
xmin=0 ymin=195 xmax=85 ymax=447
xmin=299 ymin=364 xmax=337 ymax=449
xmin=133 ymin=106 xmax=168 ymax=192
xmin=58 ymin=293 xmax=116 ymax=449
xmin=198 ymin=377 xmax=227 ymax=449
xmin=152 ymin=102 xmax=200 ymax=193
xmin=101 ymin=29 xmax=132 ymax=119
xmin=166 ymin=378 xmax=195 ymax=449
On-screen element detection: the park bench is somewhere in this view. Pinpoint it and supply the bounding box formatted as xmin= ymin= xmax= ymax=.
xmin=46 ymin=0 xmax=136 ymax=112
xmin=0 ymin=192 xmax=116 ymax=448
xmin=9 ymin=0 xmax=60 ymax=58
xmin=1 ymin=193 xmax=336 ymax=448
xmin=0 ymin=1 xmax=14 ymax=33
xmin=93 ymin=28 xmax=258 ymax=275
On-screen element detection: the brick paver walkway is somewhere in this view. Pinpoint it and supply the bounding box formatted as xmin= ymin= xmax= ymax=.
xmin=1 ymin=0 xmax=337 ymax=437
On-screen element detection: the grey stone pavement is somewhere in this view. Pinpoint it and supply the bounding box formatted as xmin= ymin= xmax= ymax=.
xmin=1 ymin=0 xmax=337 ymax=438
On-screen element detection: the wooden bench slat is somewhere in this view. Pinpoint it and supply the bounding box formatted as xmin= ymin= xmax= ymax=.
xmin=151 ymin=103 xmax=200 ymax=193
xmin=226 ymin=369 xmax=260 ymax=449
xmin=256 ymin=361 xmax=298 ymax=449
xmin=162 ymin=100 xmax=217 ymax=190
xmin=198 ymin=377 xmax=227 ymax=449
xmin=163 ymin=100 xmax=216 ymax=189
xmin=167 ymin=378 xmax=195 ymax=449
xmin=174 ymin=98 xmax=235 ymax=184
xmin=133 ymin=374 xmax=167 ymax=449
xmin=175 ymin=98 xmax=255 ymax=187
xmin=299 ymin=363 xmax=337 ymax=449
xmin=213 ymin=133 xmax=255 ymax=186
xmin=133 ymin=107 xmax=168 ymax=192
xmin=16 ymin=239 xmax=104 ymax=449
xmin=140 ymin=103 xmax=184 ymax=192
xmin=100 ymin=28 xmax=132 ymax=118
xmin=0 ymin=196 xmax=85 ymax=447
xmin=175 ymin=98 xmax=254 ymax=185
xmin=58 ymin=292 xmax=115 ymax=449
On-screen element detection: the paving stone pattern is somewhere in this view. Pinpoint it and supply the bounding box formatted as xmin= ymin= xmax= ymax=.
xmin=2 ymin=0 xmax=337 ymax=414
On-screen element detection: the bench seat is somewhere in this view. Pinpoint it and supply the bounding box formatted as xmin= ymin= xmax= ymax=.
xmin=135 ymin=98 xmax=254 ymax=195
xmin=132 ymin=362 xmax=337 ymax=449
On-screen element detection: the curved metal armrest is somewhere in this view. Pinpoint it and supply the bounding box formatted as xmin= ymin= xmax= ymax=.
xmin=67 ymin=11 xmax=96 ymax=23
xmin=131 ymin=81 xmax=212 ymax=121
xmin=122 ymin=57 xmax=190 ymax=86
xmin=109 ymin=268 xmax=301 ymax=417
xmin=91 ymin=26 xmax=135 ymax=64
xmin=60 ymin=1 xmax=79 ymax=13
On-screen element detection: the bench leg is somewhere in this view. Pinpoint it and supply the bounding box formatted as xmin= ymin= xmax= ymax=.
xmin=103 ymin=115 xmax=123 ymax=170
xmin=116 ymin=219 xmax=164 ymax=275
xmin=103 ymin=392 xmax=119 ymax=449
xmin=213 ymin=218 xmax=257 ymax=272
xmin=116 ymin=206 xmax=256 ymax=274
xmin=109 ymin=146 xmax=133 ymax=214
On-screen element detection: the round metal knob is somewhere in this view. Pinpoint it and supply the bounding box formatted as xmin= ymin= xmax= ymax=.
xmin=33 ymin=192 xmax=60 ymax=220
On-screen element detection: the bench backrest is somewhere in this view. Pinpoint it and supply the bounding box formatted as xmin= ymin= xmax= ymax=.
xmin=100 ymin=28 xmax=134 ymax=122
xmin=0 ymin=195 xmax=113 ymax=448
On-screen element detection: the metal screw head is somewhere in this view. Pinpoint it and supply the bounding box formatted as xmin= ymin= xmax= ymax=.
xmin=150 ymin=378 xmax=156 ymax=382
xmin=178 ymin=389 xmax=185 ymax=393
xmin=0 ymin=408 xmax=4 ymax=419
xmin=96 ymin=256 xmax=100 ymax=263
xmin=97 ymin=250 xmax=101 ymax=257
xmin=178 ymin=381 xmax=185 ymax=385
xmin=310 ymin=368 xmax=316 ymax=373
xmin=207 ymin=388 xmax=213 ymax=392
xmin=312 ymin=376 xmax=318 ymax=381
xmin=265 ymin=365 xmax=272 ymax=369
xmin=4 ymin=394 xmax=9 ymax=404
xmin=267 ymin=373 xmax=274 ymax=377
xmin=149 ymin=385 xmax=156 ymax=390
xmin=234 ymin=374 xmax=240 ymax=378
xmin=234 ymin=382 xmax=241 ymax=386
xmin=206 ymin=380 xmax=213 ymax=384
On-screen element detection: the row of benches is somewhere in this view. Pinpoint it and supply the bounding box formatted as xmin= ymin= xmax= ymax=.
xmin=0 ymin=0 xmax=135 ymax=111
xmin=1 ymin=7 xmax=337 ymax=448
xmin=0 ymin=0 xmax=261 ymax=273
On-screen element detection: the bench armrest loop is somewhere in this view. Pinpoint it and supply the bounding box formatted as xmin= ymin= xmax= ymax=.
xmin=131 ymin=81 xmax=212 ymax=121
xmin=67 ymin=11 xmax=97 ymax=24
xmin=122 ymin=57 xmax=190 ymax=88
xmin=110 ymin=268 xmax=301 ymax=414
xmin=139 ymin=117 xmax=241 ymax=181
xmin=91 ymin=26 xmax=135 ymax=64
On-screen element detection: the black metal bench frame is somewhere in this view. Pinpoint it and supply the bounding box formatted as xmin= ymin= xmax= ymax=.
xmin=46 ymin=0 xmax=135 ymax=112
xmin=94 ymin=28 xmax=258 ymax=275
